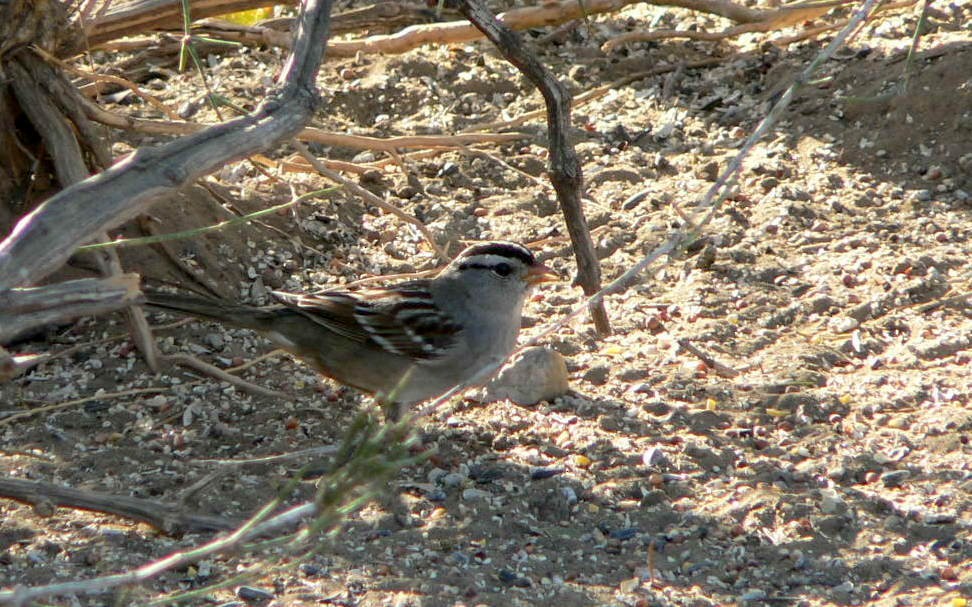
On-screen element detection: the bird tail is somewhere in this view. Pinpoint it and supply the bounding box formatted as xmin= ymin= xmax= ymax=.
xmin=142 ymin=290 xmax=280 ymax=332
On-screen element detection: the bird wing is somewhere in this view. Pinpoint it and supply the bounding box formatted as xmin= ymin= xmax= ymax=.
xmin=272 ymin=283 xmax=462 ymax=360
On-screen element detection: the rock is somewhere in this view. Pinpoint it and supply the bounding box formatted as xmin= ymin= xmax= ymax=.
xmin=880 ymin=470 xmax=910 ymax=488
xmin=582 ymin=364 xmax=610 ymax=386
xmin=237 ymin=586 xmax=274 ymax=602
xmin=485 ymin=347 xmax=569 ymax=405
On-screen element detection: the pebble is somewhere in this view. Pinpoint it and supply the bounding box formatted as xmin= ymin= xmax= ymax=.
xmin=236 ymin=586 xmax=274 ymax=602
xmin=740 ymin=589 xmax=767 ymax=602
xmin=441 ymin=472 xmax=466 ymax=488
xmin=530 ymin=467 xmax=564 ymax=480
xmin=582 ymin=364 xmax=610 ymax=386
xmin=820 ymin=489 xmax=847 ymax=514
xmin=461 ymin=488 xmax=491 ymax=501
xmin=485 ymin=347 xmax=569 ymax=405
xmin=880 ymin=470 xmax=910 ymax=488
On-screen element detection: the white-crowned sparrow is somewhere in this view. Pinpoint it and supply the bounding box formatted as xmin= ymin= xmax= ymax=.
xmin=144 ymin=241 xmax=556 ymax=414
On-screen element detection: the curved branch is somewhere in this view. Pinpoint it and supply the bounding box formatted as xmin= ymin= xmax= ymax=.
xmin=0 ymin=0 xmax=335 ymax=289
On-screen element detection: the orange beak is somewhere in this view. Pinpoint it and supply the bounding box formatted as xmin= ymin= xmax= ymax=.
xmin=525 ymin=262 xmax=559 ymax=285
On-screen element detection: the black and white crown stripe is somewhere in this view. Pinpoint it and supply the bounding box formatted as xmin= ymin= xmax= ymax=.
xmin=457 ymin=241 xmax=536 ymax=267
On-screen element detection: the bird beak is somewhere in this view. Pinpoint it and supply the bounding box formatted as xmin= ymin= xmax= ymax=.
xmin=525 ymin=263 xmax=559 ymax=285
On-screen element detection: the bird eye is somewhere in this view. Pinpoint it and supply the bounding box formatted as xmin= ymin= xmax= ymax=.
xmin=492 ymin=262 xmax=513 ymax=277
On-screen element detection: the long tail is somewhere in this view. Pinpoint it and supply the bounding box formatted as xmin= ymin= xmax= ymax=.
xmin=143 ymin=291 xmax=283 ymax=332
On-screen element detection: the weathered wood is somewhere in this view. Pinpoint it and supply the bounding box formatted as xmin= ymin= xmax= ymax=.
xmin=460 ymin=0 xmax=611 ymax=336
xmin=84 ymin=0 xmax=436 ymax=48
xmin=0 ymin=476 xmax=237 ymax=534
xmin=0 ymin=274 xmax=142 ymax=344
xmin=0 ymin=0 xmax=335 ymax=289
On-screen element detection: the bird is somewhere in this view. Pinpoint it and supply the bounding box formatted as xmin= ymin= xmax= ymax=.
xmin=143 ymin=241 xmax=557 ymax=417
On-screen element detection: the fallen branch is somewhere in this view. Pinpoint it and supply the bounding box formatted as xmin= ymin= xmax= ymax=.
xmin=0 ymin=477 xmax=236 ymax=533
xmin=0 ymin=274 xmax=142 ymax=345
xmin=84 ymin=0 xmax=436 ymax=48
xmin=602 ymin=0 xmax=842 ymax=51
xmin=0 ymin=387 xmax=168 ymax=426
xmin=327 ymin=0 xmax=644 ymax=57
xmin=76 ymin=95 xmax=525 ymax=150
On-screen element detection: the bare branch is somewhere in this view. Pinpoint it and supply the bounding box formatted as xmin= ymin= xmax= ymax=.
xmin=460 ymin=0 xmax=611 ymax=336
xmin=0 ymin=0 xmax=336 ymax=289
xmin=0 ymin=477 xmax=236 ymax=533
xmin=0 ymin=274 xmax=142 ymax=345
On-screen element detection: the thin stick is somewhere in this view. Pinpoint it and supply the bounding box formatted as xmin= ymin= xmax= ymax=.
xmin=677 ymin=338 xmax=741 ymax=378
xmin=0 ymin=387 xmax=169 ymax=426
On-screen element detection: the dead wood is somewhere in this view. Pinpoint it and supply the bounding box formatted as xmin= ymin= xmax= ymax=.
xmin=73 ymin=93 xmax=525 ymax=151
xmin=602 ymin=0 xmax=853 ymax=50
xmin=0 ymin=274 xmax=143 ymax=344
xmin=327 ymin=0 xmax=641 ymax=58
xmin=0 ymin=476 xmax=237 ymax=533
xmin=84 ymin=0 xmax=436 ymax=49
xmin=459 ymin=0 xmax=611 ymax=337
xmin=0 ymin=0 xmax=335 ymax=289
xmin=81 ymin=0 xmax=279 ymax=47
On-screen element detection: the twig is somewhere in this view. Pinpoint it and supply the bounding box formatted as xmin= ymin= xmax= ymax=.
xmin=33 ymin=46 xmax=182 ymax=120
xmin=77 ymin=97 xmax=526 ymax=150
xmin=0 ymin=387 xmax=168 ymax=426
xmin=192 ymin=445 xmax=340 ymax=466
xmin=917 ymin=291 xmax=971 ymax=313
xmin=76 ymin=188 xmax=335 ymax=251
xmin=0 ymin=477 xmax=236 ymax=533
xmin=677 ymin=338 xmax=741 ymax=378
xmin=163 ymin=353 xmax=287 ymax=399
xmin=601 ymin=0 xmax=842 ymax=51
xmin=460 ymin=0 xmax=611 ymax=337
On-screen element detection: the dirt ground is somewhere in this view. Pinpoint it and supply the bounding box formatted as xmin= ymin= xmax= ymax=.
xmin=1 ymin=2 xmax=970 ymax=606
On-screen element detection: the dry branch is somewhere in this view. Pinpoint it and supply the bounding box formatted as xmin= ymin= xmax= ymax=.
xmin=0 ymin=0 xmax=335 ymax=290
xmin=0 ymin=274 xmax=142 ymax=345
xmin=601 ymin=0 xmax=863 ymax=50
xmin=84 ymin=0 xmax=436 ymax=48
xmin=0 ymin=477 xmax=236 ymax=533
xmin=75 ymin=95 xmax=525 ymax=150
xmin=327 ymin=0 xmax=642 ymax=57
xmin=82 ymin=0 xmax=280 ymax=46
xmin=460 ymin=0 xmax=611 ymax=336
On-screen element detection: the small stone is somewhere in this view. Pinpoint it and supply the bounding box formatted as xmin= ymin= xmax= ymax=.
xmin=741 ymin=589 xmax=767 ymax=602
xmin=237 ymin=586 xmax=274 ymax=602
xmin=485 ymin=347 xmax=569 ymax=405
xmin=582 ymin=364 xmax=610 ymax=386
xmin=820 ymin=489 xmax=847 ymax=514
xmin=462 ymin=488 xmax=491 ymax=501
xmin=880 ymin=470 xmax=910 ymax=488
xmin=441 ymin=472 xmax=466 ymax=488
